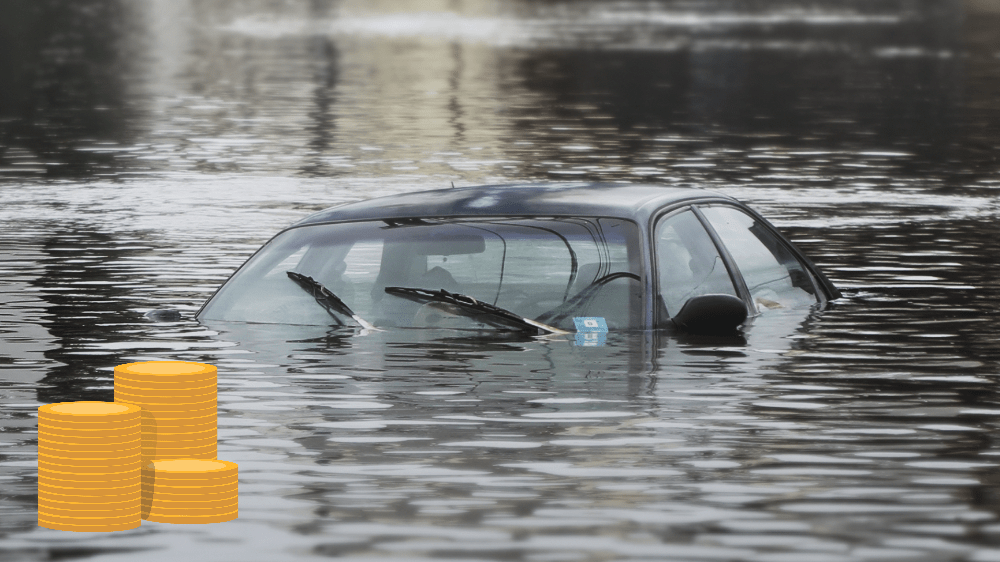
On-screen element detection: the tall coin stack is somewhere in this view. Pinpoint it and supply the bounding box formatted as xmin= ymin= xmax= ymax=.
xmin=114 ymin=360 xmax=238 ymax=524
xmin=37 ymin=402 xmax=143 ymax=532
xmin=142 ymin=459 xmax=238 ymax=523
xmin=113 ymin=361 xmax=218 ymax=465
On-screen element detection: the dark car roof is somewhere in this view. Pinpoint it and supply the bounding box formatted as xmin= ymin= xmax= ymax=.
xmin=295 ymin=183 xmax=734 ymax=226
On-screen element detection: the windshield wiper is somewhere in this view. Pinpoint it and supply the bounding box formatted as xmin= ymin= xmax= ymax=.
xmin=384 ymin=287 xmax=568 ymax=335
xmin=287 ymin=271 xmax=378 ymax=330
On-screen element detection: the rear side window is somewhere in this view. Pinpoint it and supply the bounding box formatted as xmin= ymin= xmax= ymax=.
xmin=655 ymin=210 xmax=738 ymax=317
xmin=699 ymin=206 xmax=818 ymax=313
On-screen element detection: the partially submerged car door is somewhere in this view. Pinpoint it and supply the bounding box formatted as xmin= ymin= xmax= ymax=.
xmin=653 ymin=202 xmax=830 ymax=330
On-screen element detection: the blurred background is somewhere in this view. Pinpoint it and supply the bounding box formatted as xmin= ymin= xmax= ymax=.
xmin=0 ymin=0 xmax=997 ymax=186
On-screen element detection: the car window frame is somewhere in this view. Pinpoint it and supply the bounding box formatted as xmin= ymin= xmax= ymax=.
xmin=693 ymin=202 xmax=839 ymax=306
xmin=650 ymin=200 xmax=837 ymax=328
xmin=650 ymin=204 xmax=748 ymax=328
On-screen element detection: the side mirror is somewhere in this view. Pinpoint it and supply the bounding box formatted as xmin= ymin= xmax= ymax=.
xmin=671 ymin=294 xmax=747 ymax=335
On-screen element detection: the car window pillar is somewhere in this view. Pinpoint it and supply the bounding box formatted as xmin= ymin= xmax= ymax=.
xmin=689 ymin=205 xmax=756 ymax=315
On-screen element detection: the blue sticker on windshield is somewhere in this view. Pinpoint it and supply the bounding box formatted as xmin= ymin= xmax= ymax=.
xmin=573 ymin=317 xmax=608 ymax=333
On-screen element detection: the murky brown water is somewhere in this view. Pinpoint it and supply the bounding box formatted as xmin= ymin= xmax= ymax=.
xmin=2 ymin=1 xmax=1000 ymax=560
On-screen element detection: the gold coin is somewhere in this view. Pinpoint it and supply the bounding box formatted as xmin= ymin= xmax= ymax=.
xmin=38 ymin=434 xmax=140 ymax=444
xmin=147 ymin=431 xmax=217 ymax=441
xmin=39 ymin=463 xmax=140 ymax=476
xmin=142 ymin=507 xmax=238 ymax=521
xmin=115 ymin=389 xmax=216 ymax=402
xmin=144 ymin=433 xmax=216 ymax=444
xmin=144 ymin=506 xmax=239 ymax=519
xmin=39 ymin=452 xmax=139 ymax=464
xmin=117 ymin=398 xmax=216 ymax=410
xmin=143 ymin=437 xmax=217 ymax=448
xmin=116 ymin=398 xmax=216 ymax=410
xmin=142 ymin=481 xmax=234 ymax=490
xmin=134 ymin=409 xmax=217 ymax=420
xmin=143 ymin=484 xmax=240 ymax=503
xmin=39 ymin=448 xmax=139 ymax=460
xmin=115 ymin=394 xmax=216 ymax=406
xmin=40 ymin=439 xmax=140 ymax=450
xmin=38 ymin=475 xmax=139 ymax=486
xmin=144 ymin=425 xmax=216 ymax=436
xmin=148 ymin=459 xmax=236 ymax=474
xmin=38 ymin=438 xmax=140 ymax=451
xmin=38 ymin=459 xmax=142 ymax=472
xmin=38 ymin=429 xmax=141 ymax=441
xmin=143 ymin=510 xmax=237 ymax=524
xmin=38 ymin=436 xmax=139 ymax=448
xmin=145 ymin=494 xmax=237 ymax=505
xmin=143 ymin=417 xmax=216 ymax=427
xmin=144 ymin=421 xmax=216 ymax=431
xmin=142 ymin=449 xmax=218 ymax=459
xmin=144 ymin=487 xmax=237 ymax=496
xmin=38 ymin=506 xmax=141 ymax=519
xmin=144 ymin=446 xmax=216 ymax=458
xmin=114 ymin=383 xmax=216 ymax=395
xmin=114 ymin=379 xmax=215 ymax=391
xmin=39 ymin=500 xmax=142 ymax=513
xmin=138 ymin=404 xmax=216 ymax=414
xmin=133 ymin=407 xmax=216 ymax=418
xmin=39 ymin=402 xmax=142 ymax=419
xmin=38 ymin=512 xmax=141 ymax=523
xmin=39 ymin=512 xmax=140 ymax=522
xmin=37 ymin=418 xmax=140 ymax=432
xmin=38 ymin=498 xmax=141 ymax=512
xmin=38 ymin=470 xmax=140 ymax=482
xmin=38 ymin=485 xmax=142 ymax=503
xmin=115 ymin=361 xmax=216 ymax=376
xmin=114 ymin=389 xmax=215 ymax=400
xmin=38 ymin=454 xmax=140 ymax=467
xmin=114 ymin=375 xmax=215 ymax=386
xmin=39 ymin=419 xmax=139 ymax=435
xmin=38 ymin=441 xmax=142 ymax=459
xmin=39 ymin=477 xmax=141 ymax=490
xmin=38 ymin=418 xmax=142 ymax=438
xmin=39 ymin=518 xmax=141 ymax=532
xmin=38 ymin=493 xmax=140 ymax=505
xmin=142 ymin=451 xmax=218 ymax=463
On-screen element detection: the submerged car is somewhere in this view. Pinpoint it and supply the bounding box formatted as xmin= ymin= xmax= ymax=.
xmin=196 ymin=183 xmax=839 ymax=335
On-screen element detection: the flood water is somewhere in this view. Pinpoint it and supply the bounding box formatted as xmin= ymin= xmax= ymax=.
xmin=2 ymin=1 xmax=1000 ymax=560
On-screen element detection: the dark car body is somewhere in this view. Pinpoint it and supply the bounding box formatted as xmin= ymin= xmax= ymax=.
xmin=196 ymin=183 xmax=839 ymax=333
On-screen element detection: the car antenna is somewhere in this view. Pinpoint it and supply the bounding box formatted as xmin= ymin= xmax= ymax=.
xmin=451 ymin=181 xmax=456 ymax=189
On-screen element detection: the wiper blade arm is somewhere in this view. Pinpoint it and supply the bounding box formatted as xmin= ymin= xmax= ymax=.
xmin=287 ymin=271 xmax=378 ymax=330
xmin=385 ymin=287 xmax=568 ymax=335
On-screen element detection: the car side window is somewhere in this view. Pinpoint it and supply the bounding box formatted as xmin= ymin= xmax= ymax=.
xmin=655 ymin=209 xmax=738 ymax=318
xmin=699 ymin=206 xmax=818 ymax=312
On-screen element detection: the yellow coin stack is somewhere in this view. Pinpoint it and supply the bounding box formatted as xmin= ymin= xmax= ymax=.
xmin=142 ymin=459 xmax=238 ymax=523
xmin=37 ymin=402 xmax=142 ymax=532
xmin=113 ymin=361 xmax=217 ymax=464
xmin=114 ymin=361 xmax=238 ymax=524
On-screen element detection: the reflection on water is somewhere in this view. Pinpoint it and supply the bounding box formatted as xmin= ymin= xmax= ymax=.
xmin=2 ymin=0 xmax=1000 ymax=560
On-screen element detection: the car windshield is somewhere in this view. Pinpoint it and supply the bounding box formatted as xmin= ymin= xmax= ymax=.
xmin=198 ymin=217 xmax=643 ymax=331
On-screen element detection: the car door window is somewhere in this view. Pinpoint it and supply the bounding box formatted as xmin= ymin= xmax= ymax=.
xmin=700 ymin=206 xmax=818 ymax=312
xmin=655 ymin=210 xmax=738 ymax=318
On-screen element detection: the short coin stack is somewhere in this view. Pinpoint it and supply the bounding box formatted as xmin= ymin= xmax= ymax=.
xmin=37 ymin=402 xmax=143 ymax=532
xmin=113 ymin=361 xmax=217 ymax=464
xmin=142 ymin=459 xmax=238 ymax=523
